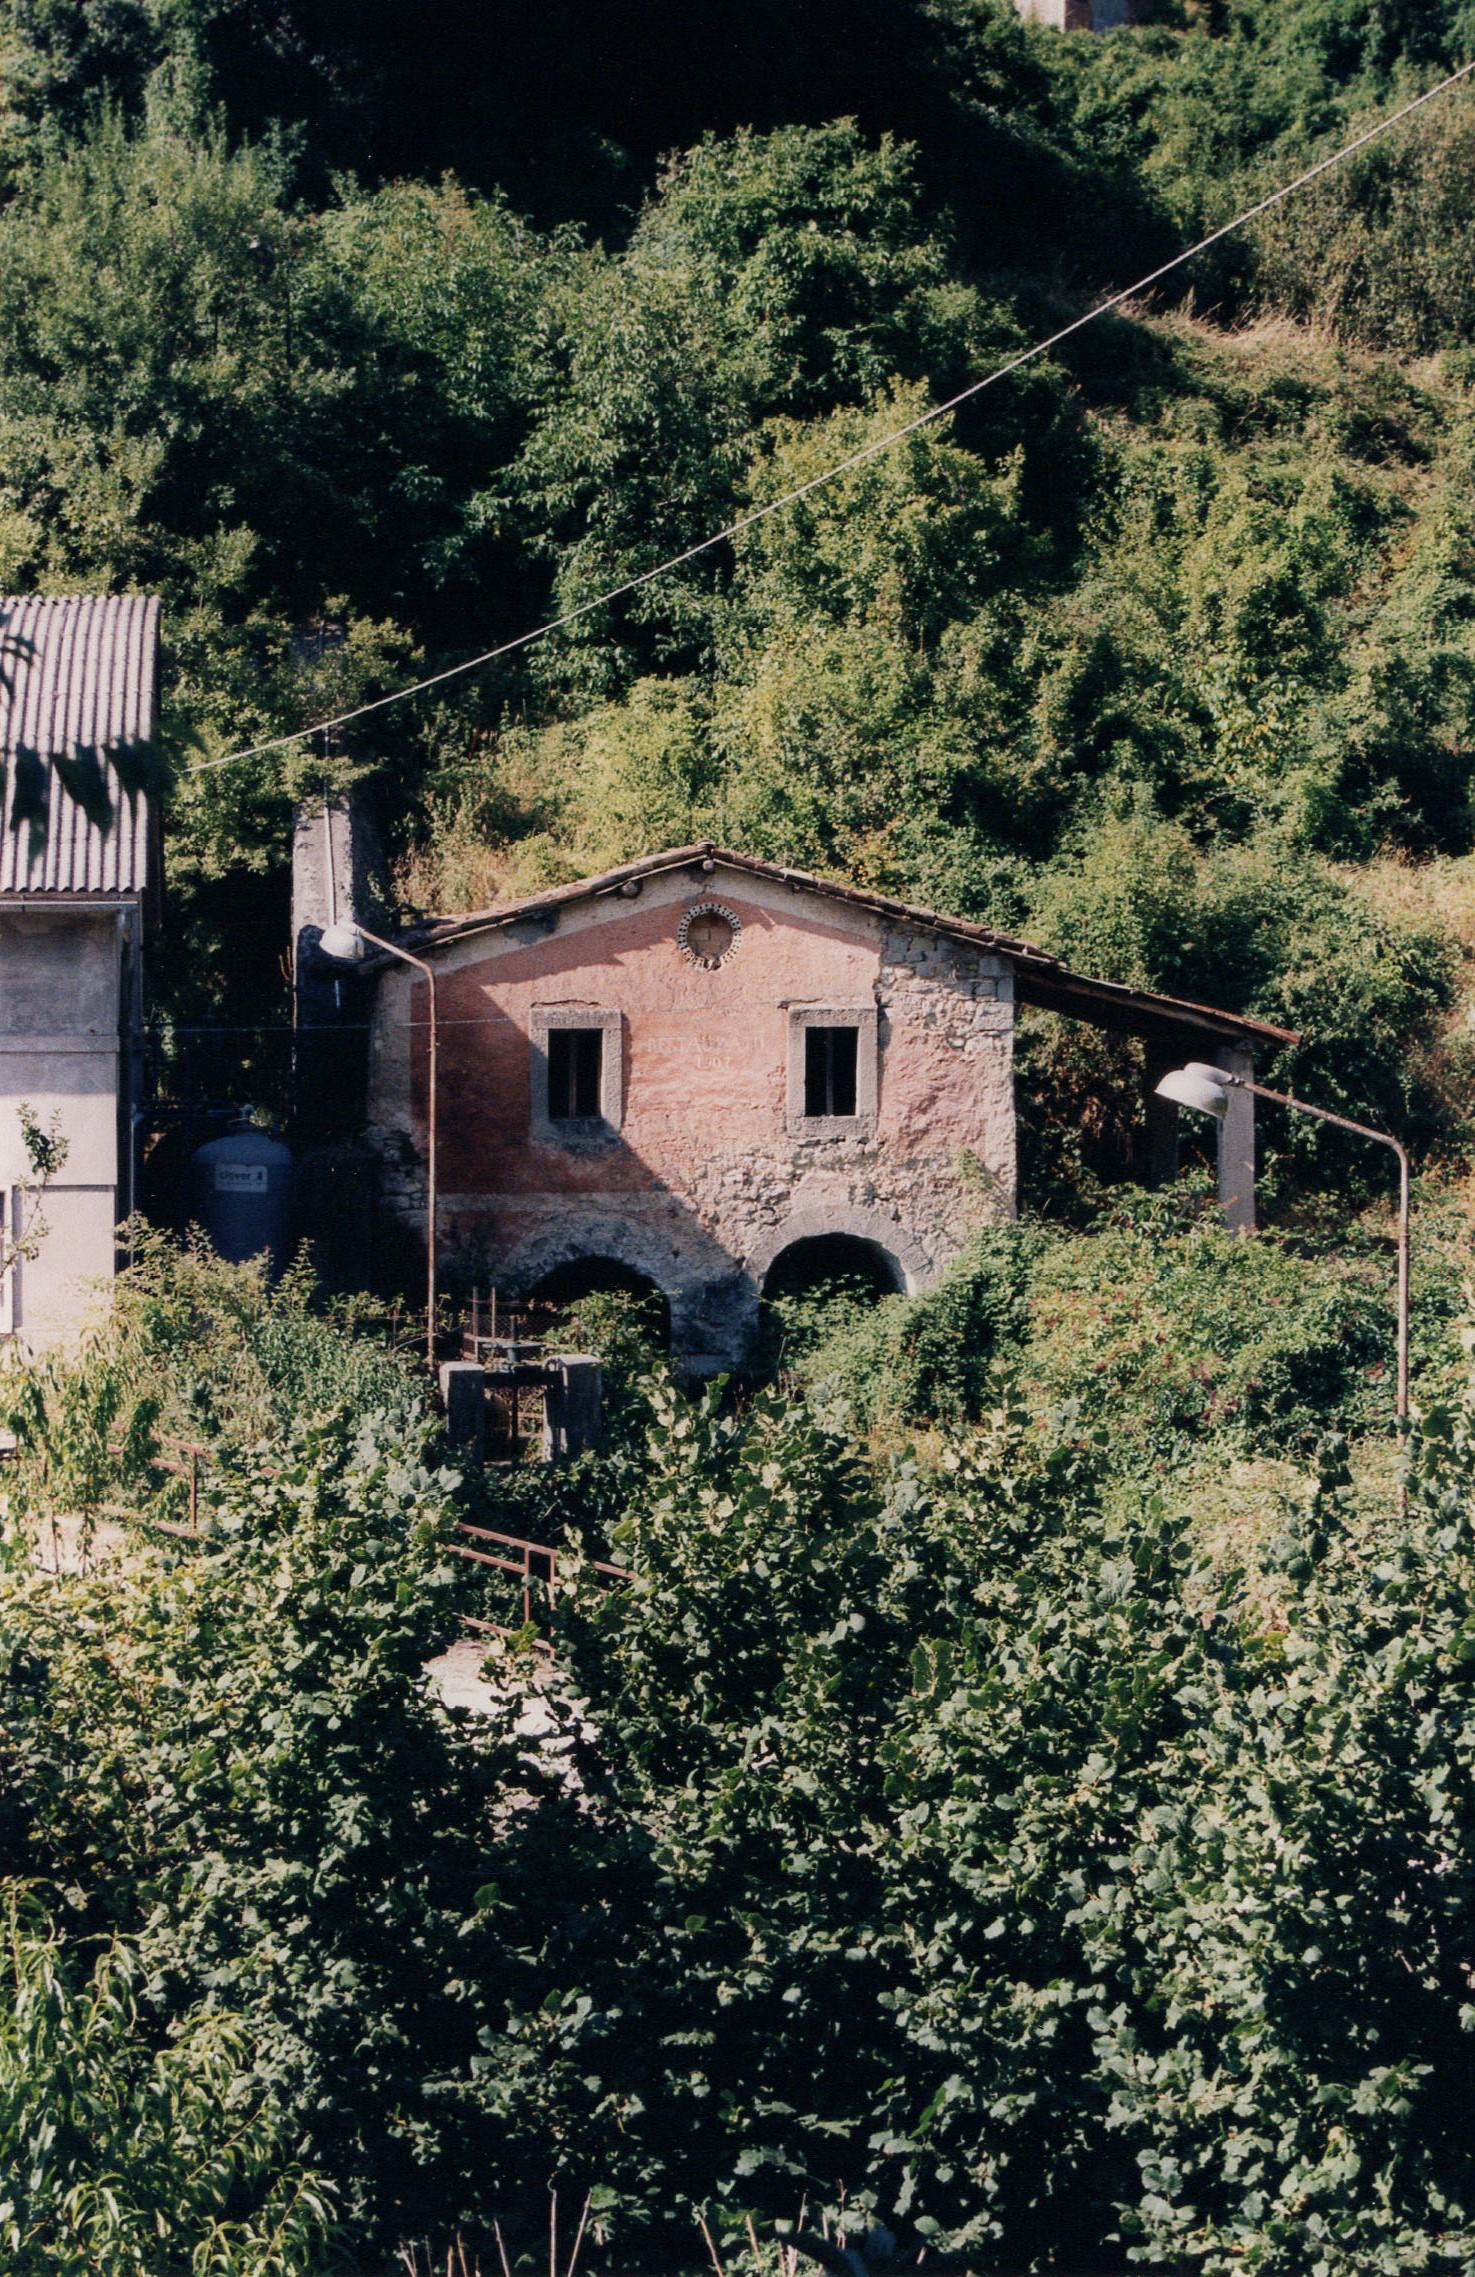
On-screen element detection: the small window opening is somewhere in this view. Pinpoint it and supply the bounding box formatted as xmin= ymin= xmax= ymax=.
xmin=804 ymin=1025 xmax=858 ymax=1118
xmin=548 ymin=1027 xmax=603 ymax=1120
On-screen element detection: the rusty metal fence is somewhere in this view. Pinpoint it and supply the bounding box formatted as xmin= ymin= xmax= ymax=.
xmin=447 ymin=1519 xmax=632 ymax=1625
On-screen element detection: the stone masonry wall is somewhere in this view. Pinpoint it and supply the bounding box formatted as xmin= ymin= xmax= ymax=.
xmin=365 ymin=862 xmax=1016 ymax=1368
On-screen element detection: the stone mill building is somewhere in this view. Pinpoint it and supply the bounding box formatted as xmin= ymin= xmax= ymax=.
xmin=357 ymin=844 xmax=1289 ymax=1372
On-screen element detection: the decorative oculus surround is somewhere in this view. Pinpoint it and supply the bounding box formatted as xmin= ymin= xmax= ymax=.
xmin=678 ymin=901 xmax=742 ymax=969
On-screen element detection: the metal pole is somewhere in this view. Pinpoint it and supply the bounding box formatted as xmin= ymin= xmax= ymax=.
xmin=1396 ymin=1140 xmax=1410 ymax=1424
xmin=322 ymin=794 xmax=338 ymax=928
xmin=352 ymin=924 xmax=439 ymax=1370
xmin=1223 ymin=1074 xmax=1411 ymax=1425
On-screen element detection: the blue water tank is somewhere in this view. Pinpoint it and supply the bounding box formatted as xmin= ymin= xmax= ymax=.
xmin=189 ymin=1119 xmax=294 ymax=1271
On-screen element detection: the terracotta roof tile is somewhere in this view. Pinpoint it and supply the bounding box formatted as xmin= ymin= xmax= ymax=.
xmin=404 ymin=842 xmax=1297 ymax=1050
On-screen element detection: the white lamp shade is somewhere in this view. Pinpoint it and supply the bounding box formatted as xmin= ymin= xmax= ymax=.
xmin=318 ymin=921 xmax=367 ymax=963
xmin=1154 ymin=1065 xmax=1230 ymax=1120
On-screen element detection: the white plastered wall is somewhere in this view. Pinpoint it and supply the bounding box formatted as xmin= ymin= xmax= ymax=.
xmin=0 ymin=909 xmax=126 ymax=1347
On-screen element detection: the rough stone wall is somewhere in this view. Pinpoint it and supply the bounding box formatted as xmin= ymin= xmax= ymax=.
xmin=365 ymin=863 xmax=1016 ymax=1368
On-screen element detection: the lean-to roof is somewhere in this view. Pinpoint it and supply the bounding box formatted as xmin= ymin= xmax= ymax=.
xmin=398 ymin=843 xmax=1295 ymax=1052
xmin=0 ymin=594 xmax=160 ymax=897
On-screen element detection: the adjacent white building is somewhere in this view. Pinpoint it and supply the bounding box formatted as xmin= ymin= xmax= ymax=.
xmin=0 ymin=594 xmax=160 ymax=1347
xmin=1012 ymin=0 xmax=1142 ymax=26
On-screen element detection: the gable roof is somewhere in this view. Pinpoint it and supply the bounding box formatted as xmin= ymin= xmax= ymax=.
xmin=403 ymin=843 xmax=1296 ymax=1052
xmin=0 ymin=594 xmax=160 ymax=897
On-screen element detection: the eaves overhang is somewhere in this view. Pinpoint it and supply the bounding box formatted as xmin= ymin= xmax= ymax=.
xmin=370 ymin=842 xmax=1297 ymax=1054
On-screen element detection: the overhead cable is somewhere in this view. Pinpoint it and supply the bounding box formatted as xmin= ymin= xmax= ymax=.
xmin=189 ymin=56 xmax=1475 ymax=778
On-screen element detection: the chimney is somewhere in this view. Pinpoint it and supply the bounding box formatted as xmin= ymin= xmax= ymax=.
xmin=292 ymin=787 xmax=387 ymax=1138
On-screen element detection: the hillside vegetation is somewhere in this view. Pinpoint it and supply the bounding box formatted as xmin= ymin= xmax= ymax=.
xmin=0 ymin=0 xmax=1474 ymax=1176
xmin=6 ymin=1 xmax=1475 ymax=2269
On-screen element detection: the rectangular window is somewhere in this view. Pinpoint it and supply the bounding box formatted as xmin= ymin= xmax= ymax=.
xmin=804 ymin=1024 xmax=859 ymax=1119
xmin=548 ymin=1026 xmax=604 ymax=1120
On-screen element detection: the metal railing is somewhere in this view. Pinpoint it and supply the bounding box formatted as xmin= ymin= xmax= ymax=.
xmin=448 ymin=1519 xmax=632 ymax=1623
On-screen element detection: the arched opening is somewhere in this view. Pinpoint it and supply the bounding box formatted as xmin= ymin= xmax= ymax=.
xmin=526 ymin=1255 xmax=672 ymax=1348
xmin=762 ymin=1233 xmax=904 ymax=1307
xmin=757 ymin=1232 xmax=903 ymax=1374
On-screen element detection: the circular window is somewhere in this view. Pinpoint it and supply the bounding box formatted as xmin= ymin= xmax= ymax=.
xmin=679 ymin=900 xmax=742 ymax=970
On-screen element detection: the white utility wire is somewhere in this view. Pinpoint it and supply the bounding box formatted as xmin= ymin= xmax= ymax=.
xmin=189 ymin=56 xmax=1475 ymax=778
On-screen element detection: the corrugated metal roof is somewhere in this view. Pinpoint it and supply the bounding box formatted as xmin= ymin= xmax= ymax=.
xmin=0 ymin=593 xmax=159 ymax=896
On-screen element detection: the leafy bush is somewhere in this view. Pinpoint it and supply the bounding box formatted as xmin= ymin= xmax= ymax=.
xmin=3 ymin=1223 xmax=1471 ymax=2270
xmin=0 ymin=1906 xmax=335 ymax=2275
xmin=779 ymin=1224 xmax=1042 ymax=1429
xmin=1023 ymin=817 xmax=1459 ymax=1195
xmin=1018 ymin=1196 xmax=1415 ymax=1457
xmin=494 ymin=1351 xmax=1475 ymax=2272
xmin=782 ymin=1197 xmax=1462 ymax=1463
xmin=0 ymin=1229 xmax=427 ymax=1536
xmin=0 ymin=1398 xmax=520 ymax=2238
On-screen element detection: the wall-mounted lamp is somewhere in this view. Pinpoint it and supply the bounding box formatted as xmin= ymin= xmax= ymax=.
xmin=1153 ymin=1060 xmax=1234 ymax=1120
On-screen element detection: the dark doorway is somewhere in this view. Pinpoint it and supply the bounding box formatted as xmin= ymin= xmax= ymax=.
xmin=757 ymin=1231 xmax=904 ymax=1376
xmin=762 ymin=1232 xmax=904 ymax=1307
xmin=527 ymin=1255 xmax=672 ymax=1346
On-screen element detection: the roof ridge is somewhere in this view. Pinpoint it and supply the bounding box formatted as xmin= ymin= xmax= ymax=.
xmin=398 ymin=842 xmax=1296 ymax=1050
xmin=414 ymin=841 xmax=1048 ymax=956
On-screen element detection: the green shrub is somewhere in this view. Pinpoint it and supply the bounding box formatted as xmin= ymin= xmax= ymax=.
xmin=505 ymin=1351 xmax=1475 ymax=2272
xmin=1019 ymin=1197 xmax=1403 ymax=1457
xmin=787 ymin=1225 xmax=1042 ymax=1430
xmin=1026 ymin=819 xmax=1460 ymax=1184
xmin=0 ymin=1229 xmax=427 ymax=1537
xmin=0 ymin=1402 xmax=517 ymax=2238
xmin=782 ymin=1197 xmax=1461 ymax=1464
xmin=0 ymin=1905 xmax=335 ymax=2275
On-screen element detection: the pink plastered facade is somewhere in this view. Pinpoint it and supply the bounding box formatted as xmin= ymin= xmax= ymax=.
xmin=366 ymin=856 xmax=1015 ymax=1367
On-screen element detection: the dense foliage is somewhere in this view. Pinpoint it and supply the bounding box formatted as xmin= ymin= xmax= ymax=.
xmin=0 ymin=1907 xmax=334 ymax=2275
xmin=776 ymin=1190 xmax=1467 ymax=1455
xmin=8 ymin=2 xmax=1475 ymax=2268
xmin=0 ymin=0 xmax=1470 ymax=1172
xmin=0 ymin=1224 xmax=1472 ymax=2270
xmin=466 ymin=1356 xmax=1475 ymax=2276
xmin=0 ymin=1399 xmax=506 ymax=2218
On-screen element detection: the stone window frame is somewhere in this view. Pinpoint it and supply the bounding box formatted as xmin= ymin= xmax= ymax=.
xmin=786 ymin=1004 xmax=879 ymax=1141
xmin=530 ymin=1004 xmax=624 ymax=1145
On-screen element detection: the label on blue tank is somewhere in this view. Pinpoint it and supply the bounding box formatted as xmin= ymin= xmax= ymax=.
xmin=214 ymin=1163 xmax=269 ymax=1193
